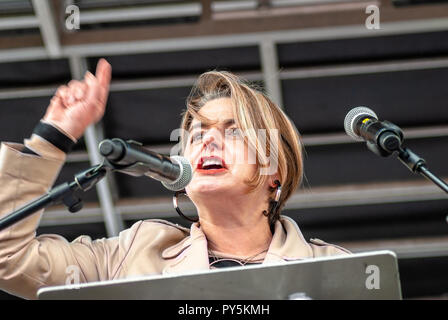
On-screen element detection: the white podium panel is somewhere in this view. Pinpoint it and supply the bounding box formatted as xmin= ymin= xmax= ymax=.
xmin=38 ymin=250 xmax=402 ymax=300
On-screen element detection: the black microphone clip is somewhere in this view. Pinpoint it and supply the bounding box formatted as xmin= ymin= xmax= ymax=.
xmin=359 ymin=118 xmax=404 ymax=157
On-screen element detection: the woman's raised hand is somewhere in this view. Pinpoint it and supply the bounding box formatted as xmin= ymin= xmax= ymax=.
xmin=43 ymin=59 xmax=112 ymax=140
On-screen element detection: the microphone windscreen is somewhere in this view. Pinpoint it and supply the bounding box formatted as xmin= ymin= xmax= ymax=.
xmin=161 ymin=156 xmax=193 ymax=191
xmin=344 ymin=106 xmax=378 ymax=141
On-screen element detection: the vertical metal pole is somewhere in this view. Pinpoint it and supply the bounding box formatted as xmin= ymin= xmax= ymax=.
xmin=31 ymin=0 xmax=61 ymax=58
xmin=200 ymin=0 xmax=212 ymax=21
xmin=69 ymin=56 xmax=124 ymax=236
xmin=259 ymin=39 xmax=284 ymax=109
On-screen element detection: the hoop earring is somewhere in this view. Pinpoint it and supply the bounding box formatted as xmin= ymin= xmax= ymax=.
xmin=173 ymin=190 xmax=199 ymax=223
xmin=263 ymin=180 xmax=282 ymax=226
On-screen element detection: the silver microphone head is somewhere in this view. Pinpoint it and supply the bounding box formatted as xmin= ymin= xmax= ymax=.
xmin=344 ymin=106 xmax=378 ymax=141
xmin=161 ymin=156 xmax=193 ymax=191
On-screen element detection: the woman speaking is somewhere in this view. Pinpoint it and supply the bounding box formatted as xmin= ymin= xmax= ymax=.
xmin=0 ymin=59 xmax=349 ymax=299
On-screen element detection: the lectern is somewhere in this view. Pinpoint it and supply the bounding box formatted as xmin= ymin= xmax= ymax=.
xmin=38 ymin=250 xmax=402 ymax=300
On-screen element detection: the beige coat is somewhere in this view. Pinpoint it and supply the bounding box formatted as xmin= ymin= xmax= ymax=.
xmin=0 ymin=136 xmax=350 ymax=300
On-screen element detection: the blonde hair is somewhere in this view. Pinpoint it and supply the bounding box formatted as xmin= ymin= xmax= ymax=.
xmin=180 ymin=71 xmax=303 ymax=226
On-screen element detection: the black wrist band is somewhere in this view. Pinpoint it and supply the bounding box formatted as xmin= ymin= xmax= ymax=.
xmin=33 ymin=121 xmax=76 ymax=153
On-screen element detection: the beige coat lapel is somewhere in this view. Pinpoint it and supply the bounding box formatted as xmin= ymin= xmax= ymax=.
xmin=162 ymin=216 xmax=313 ymax=273
xmin=263 ymin=216 xmax=313 ymax=263
xmin=162 ymin=222 xmax=210 ymax=274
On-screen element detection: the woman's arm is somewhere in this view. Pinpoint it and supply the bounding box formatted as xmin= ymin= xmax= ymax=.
xmin=0 ymin=60 xmax=116 ymax=299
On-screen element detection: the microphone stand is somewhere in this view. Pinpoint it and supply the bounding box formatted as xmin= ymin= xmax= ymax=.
xmin=0 ymin=163 xmax=110 ymax=232
xmin=397 ymin=147 xmax=448 ymax=194
xmin=364 ymin=121 xmax=448 ymax=194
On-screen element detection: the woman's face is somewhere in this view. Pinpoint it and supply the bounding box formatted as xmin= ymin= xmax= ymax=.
xmin=183 ymin=97 xmax=258 ymax=198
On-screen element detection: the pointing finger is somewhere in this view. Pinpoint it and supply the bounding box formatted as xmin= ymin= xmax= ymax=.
xmin=95 ymin=58 xmax=112 ymax=91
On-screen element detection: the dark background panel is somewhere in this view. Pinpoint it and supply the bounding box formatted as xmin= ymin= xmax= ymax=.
xmin=302 ymin=136 xmax=448 ymax=187
xmin=0 ymin=0 xmax=33 ymax=16
xmin=88 ymin=46 xmax=260 ymax=79
xmin=285 ymin=199 xmax=448 ymax=242
xmin=393 ymin=0 xmax=448 ymax=7
xmin=103 ymin=87 xmax=192 ymax=144
xmin=278 ymin=31 xmax=448 ymax=68
xmin=283 ymin=68 xmax=448 ymax=134
xmin=0 ymin=95 xmax=87 ymax=151
xmin=398 ymin=256 xmax=448 ymax=298
xmin=0 ymin=96 xmax=49 ymax=143
xmin=0 ymin=59 xmax=71 ymax=89
xmin=36 ymin=222 xmax=108 ymax=242
xmin=114 ymin=172 xmax=174 ymax=198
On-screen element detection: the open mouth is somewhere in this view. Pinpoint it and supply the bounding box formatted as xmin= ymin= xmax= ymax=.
xmin=197 ymin=156 xmax=227 ymax=172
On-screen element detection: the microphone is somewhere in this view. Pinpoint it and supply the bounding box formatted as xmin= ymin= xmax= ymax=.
xmin=344 ymin=107 xmax=448 ymax=194
xmin=344 ymin=106 xmax=404 ymax=156
xmin=98 ymin=138 xmax=192 ymax=191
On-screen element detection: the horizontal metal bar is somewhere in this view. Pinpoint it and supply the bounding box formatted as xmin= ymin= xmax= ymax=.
xmin=212 ymin=0 xmax=258 ymax=11
xmin=39 ymin=206 xmax=105 ymax=226
xmin=60 ymin=125 xmax=448 ymax=163
xmin=2 ymin=17 xmax=448 ymax=63
xmin=66 ymin=150 xmax=90 ymax=163
xmin=0 ymin=47 xmax=48 ymax=63
xmin=271 ymin=0 xmax=371 ymax=6
xmin=61 ymin=17 xmax=448 ymax=58
xmin=0 ymin=72 xmax=261 ymax=100
xmin=1 ymin=127 xmax=446 ymax=164
xmin=109 ymin=71 xmax=262 ymax=92
xmin=287 ymin=179 xmax=448 ymax=210
xmin=339 ymin=236 xmax=448 ymax=259
xmin=39 ymin=178 xmax=448 ymax=226
xmin=79 ymin=3 xmax=202 ymax=24
xmin=39 ymin=200 xmax=178 ymax=226
xmin=280 ymin=57 xmax=448 ymax=80
xmin=301 ymin=125 xmax=448 ymax=146
xmin=403 ymin=125 xmax=448 ymax=140
xmin=0 ymin=86 xmax=56 ymax=100
xmin=2 ymin=53 xmax=448 ymax=100
xmin=0 ymin=15 xmax=39 ymax=30
xmin=109 ymin=76 xmax=199 ymax=92
xmin=78 ymin=0 xmax=264 ymax=25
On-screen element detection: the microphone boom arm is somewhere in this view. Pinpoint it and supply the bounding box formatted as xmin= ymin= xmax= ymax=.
xmin=362 ymin=121 xmax=448 ymax=194
xmin=0 ymin=163 xmax=110 ymax=232
xmin=397 ymin=147 xmax=448 ymax=194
